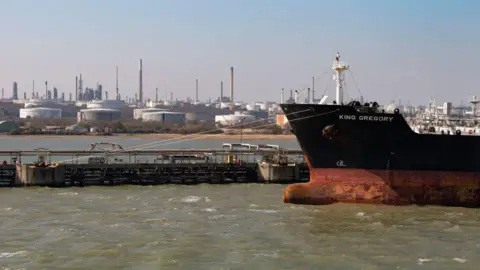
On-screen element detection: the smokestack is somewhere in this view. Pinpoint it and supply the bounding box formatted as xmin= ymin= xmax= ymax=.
xmin=116 ymin=66 xmax=119 ymax=101
xmin=155 ymin=88 xmax=158 ymax=102
xmin=230 ymin=66 xmax=234 ymax=103
xmin=195 ymin=78 xmax=199 ymax=102
xmin=138 ymin=59 xmax=143 ymax=104
xmin=75 ymin=76 xmax=78 ymax=101
xmin=307 ymin=88 xmax=311 ymax=103
xmin=281 ymin=88 xmax=284 ymax=104
xmin=220 ymin=81 xmax=223 ymax=102
xmin=32 ymin=80 xmax=35 ymax=99
xmin=12 ymin=82 xmax=18 ymax=100
xmin=312 ymin=76 xmax=315 ymax=102
xmin=45 ymin=81 xmax=48 ymax=100
xmin=79 ymin=74 xmax=83 ymax=101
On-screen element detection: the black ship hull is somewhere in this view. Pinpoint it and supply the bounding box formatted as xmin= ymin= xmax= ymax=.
xmin=281 ymin=103 xmax=480 ymax=207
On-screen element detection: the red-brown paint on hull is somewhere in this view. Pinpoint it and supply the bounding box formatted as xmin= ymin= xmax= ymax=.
xmin=283 ymin=168 xmax=480 ymax=207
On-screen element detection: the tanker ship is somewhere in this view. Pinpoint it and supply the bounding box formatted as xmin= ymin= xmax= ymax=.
xmin=281 ymin=53 xmax=480 ymax=207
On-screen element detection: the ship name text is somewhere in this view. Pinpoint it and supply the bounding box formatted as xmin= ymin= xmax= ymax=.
xmin=338 ymin=115 xmax=394 ymax=122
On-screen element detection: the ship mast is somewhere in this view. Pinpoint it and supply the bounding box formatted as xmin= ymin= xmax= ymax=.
xmin=332 ymin=52 xmax=349 ymax=105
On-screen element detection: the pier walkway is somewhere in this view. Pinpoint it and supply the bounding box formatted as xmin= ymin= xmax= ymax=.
xmin=0 ymin=143 xmax=309 ymax=187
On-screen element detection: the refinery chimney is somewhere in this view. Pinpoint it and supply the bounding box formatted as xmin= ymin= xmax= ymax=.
xmin=312 ymin=76 xmax=315 ymax=102
xmin=138 ymin=59 xmax=143 ymax=104
xmin=195 ymin=78 xmax=199 ymax=102
xmin=75 ymin=76 xmax=78 ymax=101
xmin=78 ymin=74 xmax=83 ymax=101
xmin=116 ymin=66 xmax=119 ymax=101
xmin=220 ymin=81 xmax=223 ymax=102
xmin=229 ymin=66 xmax=234 ymax=103
xmin=12 ymin=82 xmax=18 ymax=100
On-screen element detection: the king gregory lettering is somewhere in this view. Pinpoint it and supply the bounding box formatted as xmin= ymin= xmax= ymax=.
xmin=338 ymin=115 xmax=394 ymax=122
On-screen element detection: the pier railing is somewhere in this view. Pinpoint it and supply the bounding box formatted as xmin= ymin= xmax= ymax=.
xmin=0 ymin=148 xmax=305 ymax=165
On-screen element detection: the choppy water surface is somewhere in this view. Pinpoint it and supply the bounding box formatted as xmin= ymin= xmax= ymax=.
xmin=0 ymin=184 xmax=479 ymax=269
xmin=0 ymin=137 xmax=478 ymax=269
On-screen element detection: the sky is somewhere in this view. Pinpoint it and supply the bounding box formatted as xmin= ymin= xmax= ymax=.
xmin=0 ymin=0 xmax=479 ymax=105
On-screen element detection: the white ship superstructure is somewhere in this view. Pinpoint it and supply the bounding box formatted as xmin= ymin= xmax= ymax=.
xmin=409 ymin=97 xmax=480 ymax=135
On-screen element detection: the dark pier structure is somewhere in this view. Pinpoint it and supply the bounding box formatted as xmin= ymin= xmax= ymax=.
xmin=0 ymin=143 xmax=308 ymax=187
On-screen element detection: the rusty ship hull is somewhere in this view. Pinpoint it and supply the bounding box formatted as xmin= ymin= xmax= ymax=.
xmin=281 ymin=103 xmax=480 ymax=207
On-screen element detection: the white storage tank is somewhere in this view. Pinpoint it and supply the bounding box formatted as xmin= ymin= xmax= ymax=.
xmin=24 ymin=99 xmax=58 ymax=108
xmin=133 ymin=108 xmax=167 ymax=120
xmin=219 ymin=102 xmax=230 ymax=109
xmin=235 ymin=102 xmax=244 ymax=108
xmin=86 ymin=100 xmax=126 ymax=110
xmin=246 ymin=103 xmax=260 ymax=111
xmin=78 ymin=108 xmax=121 ymax=122
xmin=142 ymin=111 xmax=186 ymax=125
xmin=256 ymin=102 xmax=268 ymax=111
xmin=214 ymin=113 xmax=255 ymax=126
xmin=270 ymin=104 xmax=280 ymax=110
xmin=20 ymin=107 xmax=62 ymax=119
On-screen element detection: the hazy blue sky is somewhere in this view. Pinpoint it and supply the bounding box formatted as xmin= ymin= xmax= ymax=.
xmin=0 ymin=0 xmax=479 ymax=105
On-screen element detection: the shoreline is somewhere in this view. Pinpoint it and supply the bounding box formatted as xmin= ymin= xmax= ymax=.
xmin=0 ymin=133 xmax=297 ymax=140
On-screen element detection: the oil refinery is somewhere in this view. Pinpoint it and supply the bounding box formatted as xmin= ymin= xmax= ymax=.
xmin=2 ymin=56 xmax=480 ymax=136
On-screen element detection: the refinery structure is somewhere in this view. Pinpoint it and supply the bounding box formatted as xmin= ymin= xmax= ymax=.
xmin=0 ymin=59 xmax=277 ymax=134
xmin=1 ymin=55 xmax=480 ymax=135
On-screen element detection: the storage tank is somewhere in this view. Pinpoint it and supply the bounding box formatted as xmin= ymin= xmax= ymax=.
xmin=185 ymin=112 xmax=215 ymax=124
xmin=235 ymin=102 xmax=245 ymax=109
xmin=214 ymin=113 xmax=255 ymax=126
xmin=256 ymin=102 xmax=268 ymax=111
xmin=246 ymin=104 xmax=260 ymax=111
xmin=24 ymin=99 xmax=58 ymax=108
xmin=78 ymin=108 xmax=121 ymax=122
xmin=220 ymin=102 xmax=230 ymax=109
xmin=142 ymin=111 xmax=186 ymax=125
xmin=20 ymin=107 xmax=62 ymax=119
xmin=133 ymin=108 xmax=167 ymax=120
xmin=86 ymin=100 xmax=127 ymax=110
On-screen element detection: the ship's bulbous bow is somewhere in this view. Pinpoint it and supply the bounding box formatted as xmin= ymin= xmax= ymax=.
xmin=283 ymin=168 xmax=480 ymax=207
xmin=283 ymin=182 xmax=337 ymax=205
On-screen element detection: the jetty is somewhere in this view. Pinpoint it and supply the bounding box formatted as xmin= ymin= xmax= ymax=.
xmin=0 ymin=142 xmax=309 ymax=187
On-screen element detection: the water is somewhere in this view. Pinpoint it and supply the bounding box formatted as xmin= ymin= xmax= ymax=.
xmin=1 ymin=185 xmax=479 ymax=269
xmin=0 ymin=137 xmax=479 ymax=269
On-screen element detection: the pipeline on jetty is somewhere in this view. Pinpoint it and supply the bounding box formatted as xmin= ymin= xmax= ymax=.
xmin=0 ymin=142 xmax=309 ymax=187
